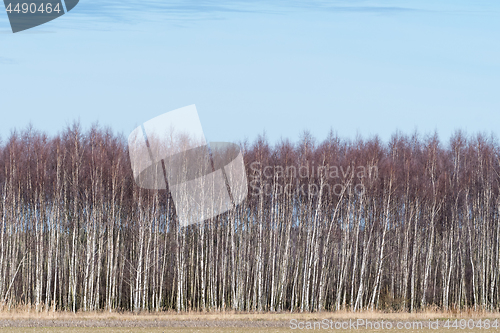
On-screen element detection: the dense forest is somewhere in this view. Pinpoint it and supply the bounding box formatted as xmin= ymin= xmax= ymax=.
xmin=0 ymin=124 xmax=499 ymax=313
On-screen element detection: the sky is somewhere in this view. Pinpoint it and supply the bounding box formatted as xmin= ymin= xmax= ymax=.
xmin=1 ymin=0 xmax=499 ymax=146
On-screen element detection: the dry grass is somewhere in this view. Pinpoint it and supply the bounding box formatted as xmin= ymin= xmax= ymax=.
xmin=0 ymin=308 xmax=499 ymax=322
xmin=0 ymin=310 xmax=499 ymax=332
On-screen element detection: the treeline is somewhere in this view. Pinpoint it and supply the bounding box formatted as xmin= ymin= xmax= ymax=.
xmin=0 ymin=124 xmax=499 ymax=312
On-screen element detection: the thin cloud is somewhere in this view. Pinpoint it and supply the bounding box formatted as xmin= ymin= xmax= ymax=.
xmin=73 ymin=0 xmax=275 ymax=20
xmin=71 ymin=0 xmax=421 ymax=23
xmin=283 ymin=0 xmax=422 ymax=13
xmin=0 ymin=56 xmax=15 ymax=64
xmin=312 ymin=6 xmax=419 ymax=13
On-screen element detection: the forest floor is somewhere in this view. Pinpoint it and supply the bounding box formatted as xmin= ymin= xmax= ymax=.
xmin=0 ymin=310 xmax=499 ymax=331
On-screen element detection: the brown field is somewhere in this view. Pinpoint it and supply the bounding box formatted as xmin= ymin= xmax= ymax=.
xmin=0 ymin=328 xmax=497 ymax=333
xmin=0 ymin=327 xmax=291 ymax=333
xmin=0 ymin=310 xmax=500 ymax=332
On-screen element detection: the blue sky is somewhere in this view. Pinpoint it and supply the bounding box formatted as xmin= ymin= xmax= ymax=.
xmin=1 ymin=0 xmax=499 ymax=145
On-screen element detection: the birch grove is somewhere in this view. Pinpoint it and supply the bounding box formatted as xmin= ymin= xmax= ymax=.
xmin=0 ymin=125 xmax=499 ymax=312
